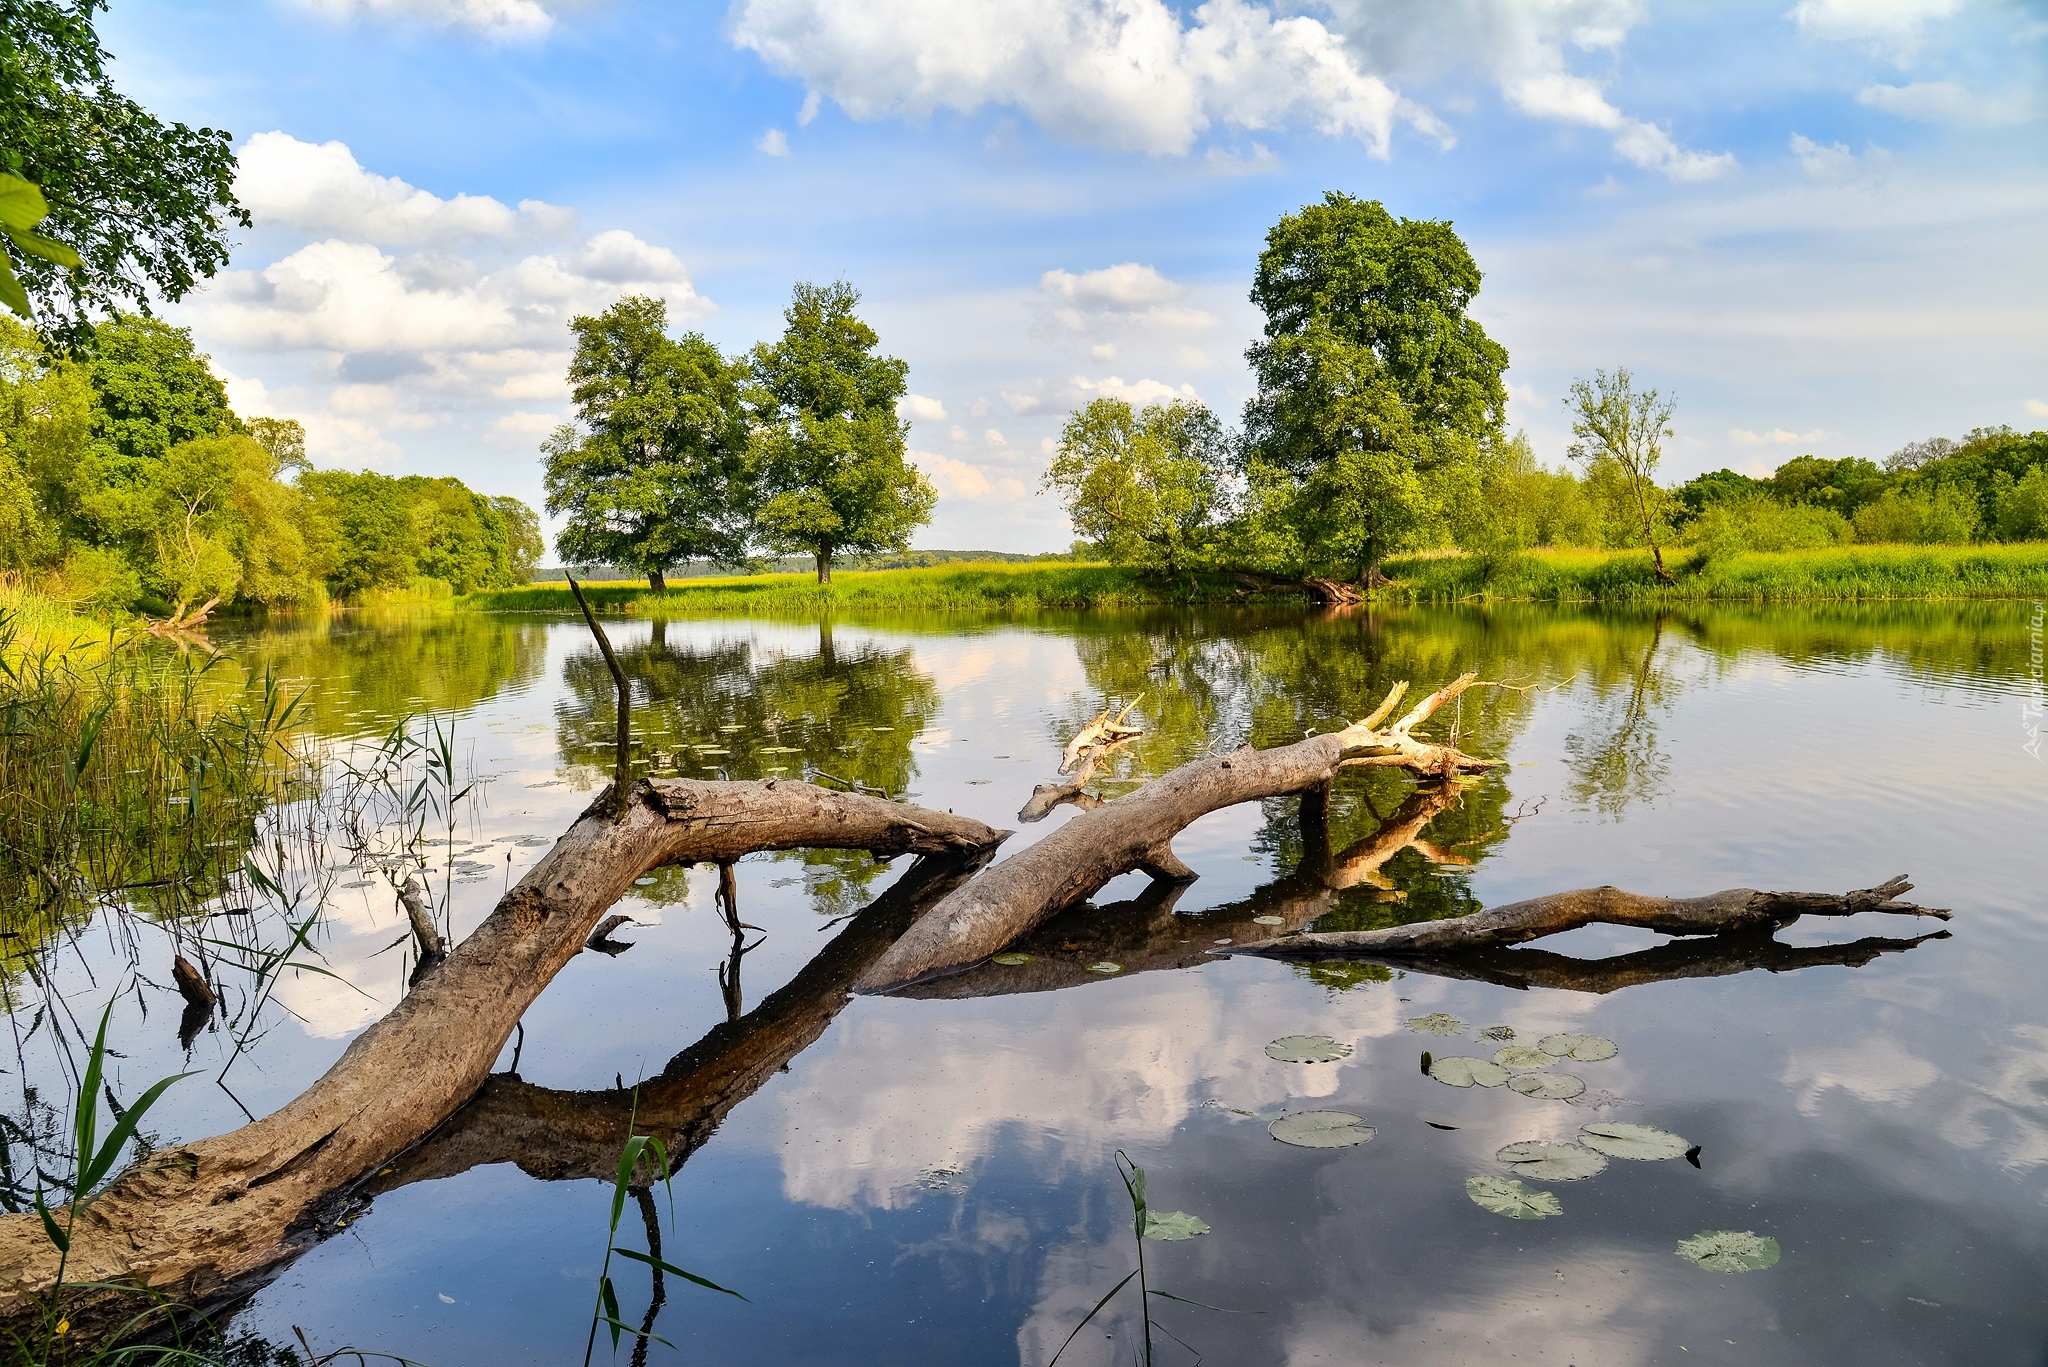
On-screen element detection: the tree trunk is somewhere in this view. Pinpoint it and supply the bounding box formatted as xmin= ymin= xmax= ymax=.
xmin=1227 ymin=875 xmax=1948 ymax=958
xmin=815 ymin=549 xmax=832 ymax=585
xmin=856 ymin=674 xmax=1499 ymax=992
xmin=648 ymin=568 xmax=667 ymax=594
xmin=0 ymin=781 xmax=1006 ymax=1335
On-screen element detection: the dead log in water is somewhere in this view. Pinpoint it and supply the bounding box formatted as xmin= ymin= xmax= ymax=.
xmin=858 ymin=675 xmax=1499 ymax=991
xmin=0 ymin=780 xmax=1006 ymax=1335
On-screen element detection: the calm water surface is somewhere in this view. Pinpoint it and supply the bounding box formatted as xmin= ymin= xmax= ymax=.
xmin=21 ymin=603 xmax=2048 ymax=1365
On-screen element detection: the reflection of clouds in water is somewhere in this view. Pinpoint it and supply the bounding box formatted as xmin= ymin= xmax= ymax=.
xmin=1277 ymin=1249 xmax=1670 ymax=1367
xmin=1783 ymin=1040 xmax=1940 ymax=1113
xmin=1943 ymin=1025 xmax=2048 ymax=1174
xmin=772 ymin=970 xmax=1621 ymax=1217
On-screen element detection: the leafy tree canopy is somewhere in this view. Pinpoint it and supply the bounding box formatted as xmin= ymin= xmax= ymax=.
xmin=543 ymin=294 xmax=751 ymax=590
xmin=1242 ymin=192 xmax=1508 ymax=578
xmin=748 ymin=280 xmax=933 ymax=583
xmin=1044 ymin=397 xmax=1229 ymax=575
xmin=0 ymin=0 xmax=246 ymax=344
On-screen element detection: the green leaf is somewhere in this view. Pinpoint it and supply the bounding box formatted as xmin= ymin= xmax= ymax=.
xmin=1142 ymin=1210 xmax=1211 ymax=1241
xmin=1493 ymin=1045 xmax=1552 ymax=1071
xmin=1496 ymin=1140 xmax=1608 ymax=1182
xmin=1429 ymin=1055 xmax=1510 ymax=1088
xmin=992 ymin=953 xmax=1033 ymax=965
xmin=1507 ymin=1071 xmax=1585 ymax=1101
xmin=596 ymin=1317 xmax=673 ymax=1350
xmin=1538 ymin=1032 xmax=1617 ymax=1062
xmin=3 ymin=226 xmax=79 ymax=268
xmin=612 ymin=1248 xmax=747 ymax=1299
xmin=1676 ymin=1230 xmax=1781 ymax=1272
xmin=1264 ymin=1034 xmax=1352 ymax=1063
xmin=79 ymin=1071 xmax=198 ymax=1195
xmin=1466 ymin=1175 xmax=1563 ymax=1220
xmin=1405 ymin=1012 xmax=1468 ymax=1036
xmin=1087 ymin=961 xmax=1122 ymax=974
xmin=1579 ymin=1122 xmax=1690 ymax=1161
xmin=599 ymin=1275 xmax=622 ymax=1351
xmin=1147 ymin=1287 xmax=1255 ymax=1313
xmin=0 ymin=174 xmax=48 ymax=232
xmin=33 ymin=1192 xmax=67 ymax=1253
xmin=1269 ymin=1111 xmax=1377 ymax=1149
xmin=611 ymin=1135 xmax=647 ymax=1233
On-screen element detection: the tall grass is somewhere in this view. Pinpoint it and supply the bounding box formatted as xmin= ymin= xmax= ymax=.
xmin=0 ymin=601 xmax=312 ymax=960
xmin=1382 ymin=542 xmax=2048 ymax=604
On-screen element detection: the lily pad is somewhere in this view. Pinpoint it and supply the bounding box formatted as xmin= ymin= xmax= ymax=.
xmin=1087 ymin=961 xmax=1122 ymax=974
xmin=1265 ymin=1034 xmax=1353 ymax=1064
xmin=1508 ymin=1071 xmax=1587 ymax=1101
xmin=1496 ymin=1140 xmax=1609 ymax=1182
xmin=1406 ymin=1013 xmax=1468 ymax=1037
xmin=1143 ymin=1211 xmax=1211 ymax=1241
xmin=1466 ymin=1176 xmax=1563 ymax=1220
xmin=1480 ymin=1025 xmax=1516 ymax=1042
xmin=1579 ymin=1122 xmax=1690 ymax=1160
xmin=1430 ymin=1056 xmax=1511 ymax=1088
xmin=1251 ymin=914 xmax=1285 ymax=926
xmin=1493 ymin=1045 xmax=1553 ymax=1071
xmin=1676 ymin=1230 xmax=1781 ymax=1272
xmin=1269 ymin=1111 xmax=1377 ymax=1149
xmin=1538 ymin=1033 xmax=1618 ymax=1062
xmin=992 ymin=953 xmax=1033 ymax=966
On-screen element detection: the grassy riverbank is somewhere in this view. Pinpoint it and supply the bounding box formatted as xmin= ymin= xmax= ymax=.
xmin=461 ymin=543 xmax=2048 ymax=615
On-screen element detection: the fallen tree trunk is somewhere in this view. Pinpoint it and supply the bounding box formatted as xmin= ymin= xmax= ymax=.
xmin=0 ymin=780 xmax=1006 ymax=1336
xmin=1227 ymin=874 xmax=1948 ymax=958
xmin=858 ymin=675 xmax=1498 ymax=991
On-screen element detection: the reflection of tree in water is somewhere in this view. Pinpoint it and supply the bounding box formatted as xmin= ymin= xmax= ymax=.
xmin=557 ymin=622 xmax=942 ymax=914
xmin=215 ymin=610 xmax=550 ymax=739
xmin=1561 ymin=616 xmax=1674 ymax=818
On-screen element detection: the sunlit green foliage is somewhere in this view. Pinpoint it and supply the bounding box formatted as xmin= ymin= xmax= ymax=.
xmin=748 ymin=281 xmax=935 ymax=583
xmin=1239 ymin=193 xmax=1508 ymax=578
xmin=1044 ymin=398 xmax=1229 ymax=575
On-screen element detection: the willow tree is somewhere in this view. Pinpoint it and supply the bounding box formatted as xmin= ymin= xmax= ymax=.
xmin=748 ymin=280 xmax=933 ymax=584
xmin=543 ymin=295 xmax=753 ymax=592
xmin=1240 ymin=193 xmax=1508 ymax=584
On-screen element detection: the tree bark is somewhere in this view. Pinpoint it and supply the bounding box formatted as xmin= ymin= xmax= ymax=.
xmin=815 ymin=549 xmax=832 ymax=585
xmin=1227 ymin=874 xmax=1948 ymax=958
xmin=856 ymin=675 xmax=1498 ymax=992
xmin=647 ymin=568 xmax=668 ymax=594
xmin=0 ymin=780 xmax=1005 ymax=1335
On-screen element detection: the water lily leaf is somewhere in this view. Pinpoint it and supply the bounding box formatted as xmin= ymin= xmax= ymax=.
xmin=1269 ymin=1111 xmax=1377 ymax=1149
xmin=1466 ymin=1176 xmax=1563 ymax=1220
xmin=1251 ymin=915 xmax=1284 ymax=925
xmin=992 ymin=953 xmax=1033 ymax=966
xmin=1480 ymin=1025 xmax=1516 ymax=1042
xmin=1676 ymin=1230 xmax=1781 ymax=1272
xmin=1087 ymin=961 xmax=1122 ymax=974
xmin=1430 ymin=1056 xmax=1510 ymax=1088
xmin=1508 ymin=1071 xmax=1586 ymax=1101
xmin=1579 ymin=1122 xmax=1690 ymax=1160
xmin=1496 ymin=1140 xmax=1608 ymax=1181
xmin=1265 ymin=1034 xmax=1353 ymax=1063
xmin=1538 ymin=1033 xmax=1617 ymax=1062
xmin=1493 ymin=1045 xmax=1553 ymax=1071
xmin=1406 ymin=1013 xmax=1468 ymax=1037
xmin=1143 ymin=1211 xmax=1211 ymax=1241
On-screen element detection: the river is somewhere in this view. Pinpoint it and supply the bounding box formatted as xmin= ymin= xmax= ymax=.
xmin=14 ymin=601 xmax=2048 ymax=1365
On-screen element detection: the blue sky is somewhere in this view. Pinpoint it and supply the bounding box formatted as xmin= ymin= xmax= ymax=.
xmin=105 ymin=0 xmax=2047 ymax=554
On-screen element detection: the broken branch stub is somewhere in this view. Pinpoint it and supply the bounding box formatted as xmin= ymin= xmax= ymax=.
xmin=859 ymin=675 xmax=1498 ymax=991
xmin=0 ymin=779 xmax=1005 ymax=1336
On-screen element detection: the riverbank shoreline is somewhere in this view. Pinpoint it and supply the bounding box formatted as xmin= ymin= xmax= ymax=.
xmin=456 ymin=544 xmax=2048 ymax=614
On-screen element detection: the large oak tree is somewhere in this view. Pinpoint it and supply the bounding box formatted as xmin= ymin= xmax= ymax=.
xmin=748 ymin=280 xmax=933 ymax=584
xmin=1241 ymin=193 xmax=1508 ymax=582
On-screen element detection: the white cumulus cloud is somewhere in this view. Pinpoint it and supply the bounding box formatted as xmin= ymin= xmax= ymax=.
xmin=1503 ymin=71 xmax=1735 ymax=181
xmin=914 ymin=451 xmax=1028 ymax=501
xmin=897 ymin=393 xmax=948 ymax=422
xmin=729 ymin=0 xmax=1446 ymax=158
xmin=1787 ymin=0 xmax=1960 ymax=57
xmin=1857 ymin=81 xmax=2037 ymax=127
xmin=757 ymin=128 xmax=791 ymax=156
xmin=295 ymin=0 xmax=557 ymax=40
xmin=1039 ymin=262 xmax=1217 ymax=332
xmin=237 ymin=132 xmax=579 ymax=247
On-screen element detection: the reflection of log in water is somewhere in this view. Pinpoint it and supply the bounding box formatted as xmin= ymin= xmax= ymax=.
xmin=0 ymin=781 xmax=1006 ymax=1337
xmin=375 ymin=848 xmax=995 ymax=1191
xmin=892 ymin=783 xmax=1463 ymax=1000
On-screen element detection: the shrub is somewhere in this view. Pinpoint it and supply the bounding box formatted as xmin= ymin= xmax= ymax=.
xmin=1688 ymin=495 xmax=1850 ymax=567
xmin=1994 ymin=466 xmax=2048 ymax=541
xmin=1852 ymin=485 xmax=1979 ymax=544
